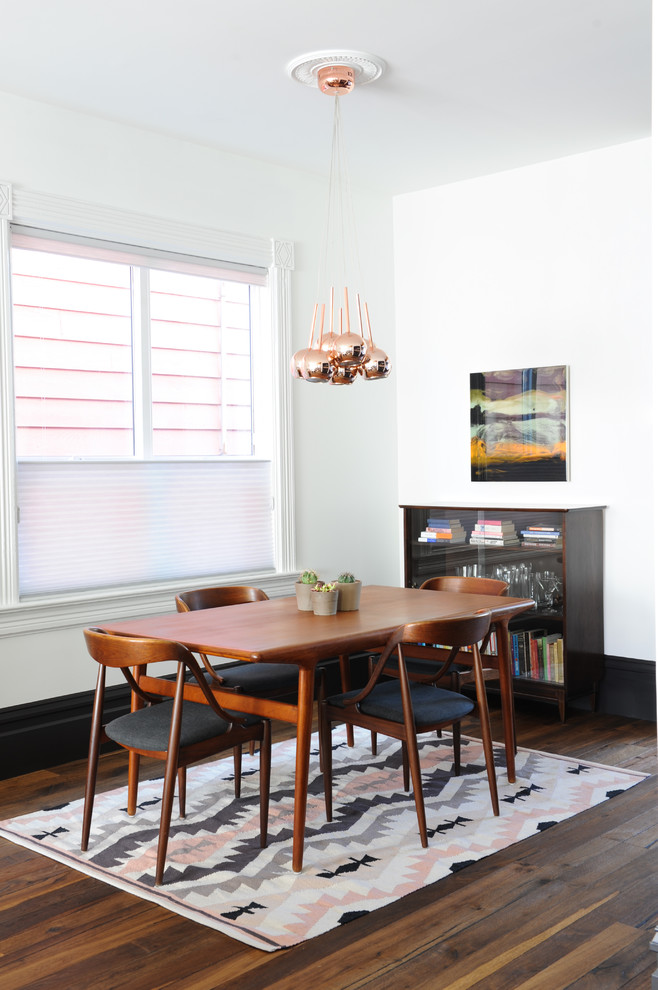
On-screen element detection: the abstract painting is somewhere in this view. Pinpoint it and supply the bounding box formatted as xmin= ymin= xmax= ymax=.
xmin=470 ymin=366 xmax=569 ymax=481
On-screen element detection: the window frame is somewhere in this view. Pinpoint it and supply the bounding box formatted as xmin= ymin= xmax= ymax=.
xmin=0 ymin=184 xmax=297 ymax=635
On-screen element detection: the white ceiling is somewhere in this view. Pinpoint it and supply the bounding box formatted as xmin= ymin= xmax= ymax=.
xmin=0 ymin=0 xmax=651 ymax=195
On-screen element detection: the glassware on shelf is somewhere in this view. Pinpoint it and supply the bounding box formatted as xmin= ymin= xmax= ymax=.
xmin=461 ymin=564 xmax=480 ymax=577
xmin=546 ymin=572 xmax=563 ymax=611
xmin=461 ymin=552 xmax=562 ymax=610
xmin=532 ymin=569 xmax=563 ymax=612
xmin=490 ymin=563 xmax=530 ymax=597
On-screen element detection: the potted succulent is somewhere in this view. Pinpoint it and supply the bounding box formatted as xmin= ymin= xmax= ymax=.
xmin=336 ymin=571 xmax=362 ymax=611
xmin=311 ymin=581 xmax=339 ymax=616
xmin=295 ymin=569 xmax=320 ymax=611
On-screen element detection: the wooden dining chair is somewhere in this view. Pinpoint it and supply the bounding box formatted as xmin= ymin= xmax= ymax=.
xmin=417 ymin=575 xmax=509 ymax=691
xmin=175 ymin=586 xmax=301 ymax=698
xmin=320 ymin=612 xmax=499 ymax=848
xmin=175 ymin=586 xmax=331 ymax=763
xmin=368 ymin=575 xmax=508 ymax=755
xmin=82 ymin=627 xmax=271 ymax=886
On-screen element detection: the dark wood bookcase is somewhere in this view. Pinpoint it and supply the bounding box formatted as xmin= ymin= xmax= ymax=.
xmin=401 ymin=504 xmax=605 ymax=721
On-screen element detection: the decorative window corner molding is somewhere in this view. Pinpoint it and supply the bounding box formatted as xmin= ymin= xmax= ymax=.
xmin=0 ymin=183 xmax=12 ymax=220
xmin=273 ymin=239 xmax=294 ymax=270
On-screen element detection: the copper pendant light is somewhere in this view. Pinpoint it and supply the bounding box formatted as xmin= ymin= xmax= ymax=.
xmin=288 ymin=51 xmax=391 ymax=386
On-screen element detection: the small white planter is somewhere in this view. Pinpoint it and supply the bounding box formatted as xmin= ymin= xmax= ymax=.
xmin=336 ymin=580 xmax=362 ymax=611
xmin=311 ymin=589 xmax=339 ymax=615
xmin=295 ymin=582 xmax=315 ymax=611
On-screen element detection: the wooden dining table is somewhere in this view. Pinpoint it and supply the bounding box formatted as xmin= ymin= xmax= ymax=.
xmin=100 ymin=584 xmax=534 ymax=871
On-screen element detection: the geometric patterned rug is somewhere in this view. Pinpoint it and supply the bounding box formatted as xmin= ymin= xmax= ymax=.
xmin=0 ymin=728 xmax=646 ymax=952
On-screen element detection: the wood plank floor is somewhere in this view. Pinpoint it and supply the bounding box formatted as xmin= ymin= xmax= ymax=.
xmin=0 ymin=701 xmax=656 ymax=990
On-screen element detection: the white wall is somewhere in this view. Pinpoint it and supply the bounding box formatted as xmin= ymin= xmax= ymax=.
xmin=393 ymin=138 xmax=653 ymax=661
xmin=0 ymin=91 xmax=399 ymax=706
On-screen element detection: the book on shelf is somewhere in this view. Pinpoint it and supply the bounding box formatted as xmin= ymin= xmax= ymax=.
xmin=484 ymin=627 xmax=498 ymax=655
xmin=418 ymin=532 xmax=466 ymax=544
xmin=427 ymin=526 xmax=466 ymax=535
xmin=473 ymin=530 xmax=518 ymax=539
xmin=511 ymin=632 xmax=520 ymax=675
xmin=434 ymin=627 xmax=499 ymax=658
xmin=553 ymin=636 xmax=564 ymax=683
xmin=521 ymin=539 xmax=563 ymax=549
xmin=473 ymin=530 xmax=517 ymax=539
xmin=469 ymin=533 xmax=519 ymax=547
xmin=519 ymin=529 xmax=561 ymax=540
xmin=473 ymin=521 xmax=517 ymax=532
xmin=419 ymin=533 xmax=466 ymax=543
xmin=426 ymin=517 xmax=462 ymax=527
xmin=516 ymin=630 xmax=527 ymax=675
xmin=543 ymin=633 xmax=563 ymax=682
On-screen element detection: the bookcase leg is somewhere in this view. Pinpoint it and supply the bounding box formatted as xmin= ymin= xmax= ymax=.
xmin=558 ymin=695 xmax=566 ymax=723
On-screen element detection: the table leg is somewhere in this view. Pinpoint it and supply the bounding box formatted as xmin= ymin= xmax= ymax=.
xmin=338 ymin=654 xmax=355 ymax=747
xmin=292 ymin=666 xmax=315 ymax=873
xmin=495 ymin=617 xmax=517 ymax=783
xmin=128 ymin=664 xmax=146 ymax=814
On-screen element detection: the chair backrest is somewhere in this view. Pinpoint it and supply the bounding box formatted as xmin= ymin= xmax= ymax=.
xmin=398 ymin=612 xmax=493 ymax=652
xmin=419 ymin=575 xmax=508 ymax=597
xmin=354 ymin=611 xmax=493 ymax=706
xmin=84 ymin=626 xmax=188 ymax=670
xmin=83 ymin=626 xmax=242 ymax=722
xmin=175 ymin=585 xmax=269 ymax=613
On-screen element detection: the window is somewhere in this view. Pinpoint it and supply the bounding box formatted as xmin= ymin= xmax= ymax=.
xmin=10 ymin=228 xmax=279 ymax=598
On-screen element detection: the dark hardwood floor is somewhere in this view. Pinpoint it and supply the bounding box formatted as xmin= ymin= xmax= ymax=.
xmin=0 ymin=700 xmax=656 ymax=990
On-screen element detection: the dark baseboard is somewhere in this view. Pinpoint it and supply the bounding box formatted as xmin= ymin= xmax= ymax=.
xmin=577 ymin=654 xmax=656 ymax=721
xmin=0 ymin=653 xmax=652 ymax=780
xmin=0 ymin=656 xmax=367 ymax=781
xmin=0 ymin=684 xmax=132 ymax=781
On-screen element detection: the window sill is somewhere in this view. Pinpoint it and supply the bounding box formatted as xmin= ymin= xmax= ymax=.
xmin=0 ymin=572 xmax=298 ymax=638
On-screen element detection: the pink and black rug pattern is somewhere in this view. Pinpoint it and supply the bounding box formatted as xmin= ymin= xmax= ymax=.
xmin=0 ymin=729 xmax=646 ymax=951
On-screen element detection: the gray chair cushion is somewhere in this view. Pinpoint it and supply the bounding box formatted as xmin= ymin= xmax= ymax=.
xmin=106 ymin=699 xmax=261 ymax=751
xmin=388 ymin=658 xmax=478 ymax=679
xmin=213 ymin=661 xmax=300 ymax=692
xmin=327 ymin=680 xmax=474 ymax=729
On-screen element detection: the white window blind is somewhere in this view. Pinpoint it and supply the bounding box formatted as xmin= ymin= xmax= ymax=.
xmin=17 ymin=460 xmax=274 ymax=596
